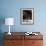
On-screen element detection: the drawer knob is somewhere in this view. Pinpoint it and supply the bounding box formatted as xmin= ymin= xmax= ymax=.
xmin=32 ymin=42 xmax=35 ymax=44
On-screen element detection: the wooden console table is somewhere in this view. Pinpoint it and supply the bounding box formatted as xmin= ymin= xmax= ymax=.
xmin=4 ymin=32 xmax=43 ymax=46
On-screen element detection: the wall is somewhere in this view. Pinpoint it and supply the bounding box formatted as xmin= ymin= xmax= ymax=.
xmin=0 ymin=0 xmax=46 ymax=32
xmin=0 ymin=0 xmax=46 ymax=46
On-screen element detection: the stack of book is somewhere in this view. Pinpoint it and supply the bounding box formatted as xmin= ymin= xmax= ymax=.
xmin=25 ymin=32 xmax=38 ymax=35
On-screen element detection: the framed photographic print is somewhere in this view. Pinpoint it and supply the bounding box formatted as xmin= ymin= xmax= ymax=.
xmin=20 ymin=8 xmax=34 ymax=24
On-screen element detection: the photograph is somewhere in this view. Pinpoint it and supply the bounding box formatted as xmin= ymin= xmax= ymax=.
xmin=20 ymin=8 xmax=34 ymax=24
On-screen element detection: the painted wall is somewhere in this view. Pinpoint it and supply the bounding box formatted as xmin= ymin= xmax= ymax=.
xmin=0 ymin=0 xmax=46 ymax=32
xmin=0 ymin=0 xmax=46 ymax=46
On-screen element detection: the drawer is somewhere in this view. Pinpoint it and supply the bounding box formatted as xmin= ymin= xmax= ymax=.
xmin=24 ymin=40 xmax=43 ymax=46
xmin=32 ymin=40 xmax=43 ymax=46
xmin=4 ymin=40 xmax=24 ymax=46
xmin=4 ymin=40 xmax=16 ymax=46
xmin=25 ymin=35 xmax=43 ymax=40
xmin=4 ymin=35 xmax=24 ymax=40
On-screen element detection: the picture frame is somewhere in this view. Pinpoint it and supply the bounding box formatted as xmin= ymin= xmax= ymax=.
xmin=20 ymin=8 xmax=34 ymax=25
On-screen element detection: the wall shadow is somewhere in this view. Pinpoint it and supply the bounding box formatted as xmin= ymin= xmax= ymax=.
xmin=0 ymin=16 xmax=5 ymax=46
